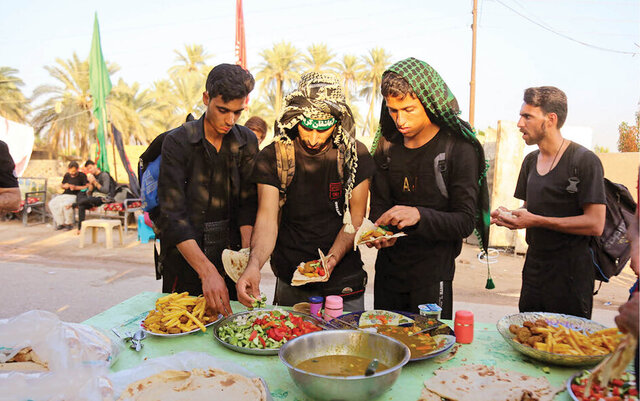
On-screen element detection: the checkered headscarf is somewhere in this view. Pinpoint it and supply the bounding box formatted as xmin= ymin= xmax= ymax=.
xmin=275 ymin=72 xmax=359 ymax=233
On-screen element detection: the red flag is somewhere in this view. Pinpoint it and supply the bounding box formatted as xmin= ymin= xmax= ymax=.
xmin=235 ymin=0 xmax=246 ymax=70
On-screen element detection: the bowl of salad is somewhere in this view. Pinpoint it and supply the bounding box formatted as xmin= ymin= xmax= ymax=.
xmin=568 ymin=369 xmax=638 ymax=401
xmin=213 ymin=309 xmax=335 ymax=355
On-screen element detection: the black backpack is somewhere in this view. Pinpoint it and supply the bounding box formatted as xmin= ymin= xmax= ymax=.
xmin=566 ymin=146 xmax=637 ymax=285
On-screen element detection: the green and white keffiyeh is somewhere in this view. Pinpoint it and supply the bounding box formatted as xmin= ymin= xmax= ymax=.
xmin=371 ymin=57 xmax=493 ymax=288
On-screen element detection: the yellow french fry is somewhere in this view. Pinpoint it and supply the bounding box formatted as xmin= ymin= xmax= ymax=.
xmin=184 ymin=310 xmax=207 ymax=332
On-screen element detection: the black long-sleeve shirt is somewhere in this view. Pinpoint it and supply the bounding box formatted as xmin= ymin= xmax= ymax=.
xmin=369 ymin=130 xmax=479 ymax=289
xmin=157 ymin=115 xmax=258 ymax=249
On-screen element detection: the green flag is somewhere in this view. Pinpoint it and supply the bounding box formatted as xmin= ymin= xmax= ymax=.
xmin=89 ymin=13 xmax=112 ymax=173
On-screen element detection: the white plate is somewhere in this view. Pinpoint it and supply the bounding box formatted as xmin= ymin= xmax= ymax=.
xmin=358 ymin=310 xmax=415 ymax=326
xmin=140 ymin=313 xmax=220 ymax=337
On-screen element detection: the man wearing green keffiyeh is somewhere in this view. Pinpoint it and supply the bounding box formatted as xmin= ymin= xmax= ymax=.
xmin=237 ymin=73 xmax=376 ymax=309
xmin=368 ymin=57 xmax=491 ymax=319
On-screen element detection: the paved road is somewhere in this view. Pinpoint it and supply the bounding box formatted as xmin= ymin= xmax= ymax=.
xmin=1 ymin=220 xmax=633 ymax=327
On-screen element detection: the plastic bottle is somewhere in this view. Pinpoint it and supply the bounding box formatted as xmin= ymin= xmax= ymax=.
xmin=454 ymin=310 xmax=474 ymax=344
xmin=323 ymin=295 xmax=343 ymax=322
xmin=309 ymin=296 xmax=324 ymax=318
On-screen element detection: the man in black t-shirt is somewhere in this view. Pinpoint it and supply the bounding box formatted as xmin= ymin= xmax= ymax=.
xmin=368 ymin=58 xmax=489 ymax=319
xmin=0 ymin=140 xmax=21 ymax=213
xmin=48 ymin=161 xmax=88 ymax=230
xmin=236 ymin=73 xmax=375 ymax=310
xmin=491 ymin=86 xmax=606 ymax=318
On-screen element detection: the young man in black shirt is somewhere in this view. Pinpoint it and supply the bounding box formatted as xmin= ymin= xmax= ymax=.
xmin=0 ymin=140 xmax=21 ymax=213
xmin=49 ymin=161 xmax=88 ymax=230
xmin=368 ymin=58 xmax=490 ymax=319
xmin=156 ymin=64 xmax=257 ymax=317
xmin=236 ymin=73 xmax=375 ymax=310
xmin=491 ymin=86 xmax=606 ymax=318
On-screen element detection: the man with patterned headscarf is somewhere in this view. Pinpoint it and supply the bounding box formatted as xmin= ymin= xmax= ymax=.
xmin=367 ymin=57 xmax=490 ymax=319
xmin=237 ymin=72 xmax=375 ymax=309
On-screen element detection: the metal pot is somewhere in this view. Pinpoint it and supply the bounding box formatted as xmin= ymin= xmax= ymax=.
xmin=279 ymin=329 xmax=410 ymax=401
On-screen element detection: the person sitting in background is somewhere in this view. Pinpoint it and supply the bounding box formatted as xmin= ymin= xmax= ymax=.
xmin=85 ymin=160 xmax=115 ymax=199
xmin=244 ymin=116 xmax=268 ymax=145
xmin=69 ymin=160 xmax=116 ymax=233
xmin=0 ymin=140 xmax=21 ymax=214
xmin=48 ymin=161 xmax=88 ymax=230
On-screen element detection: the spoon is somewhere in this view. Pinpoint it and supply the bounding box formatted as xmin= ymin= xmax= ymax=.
xmin=408 ymin=323 xmax=449 ymax=337
xmin=364 ymin=358 xmax=379 ymax=376
xmin=130 ymin=329 xmax=146 ymax=352
xmin=331 ymin=317 xmax=377 ymax=333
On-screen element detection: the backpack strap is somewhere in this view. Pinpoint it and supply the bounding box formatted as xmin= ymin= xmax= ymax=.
xmin=275 ymin=140 xmax=295 ymax=208
xmin=434 ymin=134 xmax=455 ymax=199
xmin=566 ymin=143 xmax=588 ymax=194
xmin=379 ymin=138 xmax=391 ymax=171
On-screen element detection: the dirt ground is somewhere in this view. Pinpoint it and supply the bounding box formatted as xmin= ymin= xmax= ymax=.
xmin=0 ymin=219 xmax=636 ymax=326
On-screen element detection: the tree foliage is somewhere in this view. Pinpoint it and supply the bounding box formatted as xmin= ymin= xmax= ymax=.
xmin=617 ymin=112 xmax=639 ymax=152
xmin=0 ymin=67 xmax=30 ymax=122
xmin=17 ymin=42 xmax=396 ymax=157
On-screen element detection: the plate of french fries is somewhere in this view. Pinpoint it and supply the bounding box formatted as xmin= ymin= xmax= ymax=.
xmin=141 ymin=292 xmax=220 ymax=336
xmin=497 ymin=312 xmax=624 ymax=366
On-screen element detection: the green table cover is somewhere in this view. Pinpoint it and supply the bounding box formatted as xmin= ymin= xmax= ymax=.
xmin=84 ymin=292 xmax=583 ymax=400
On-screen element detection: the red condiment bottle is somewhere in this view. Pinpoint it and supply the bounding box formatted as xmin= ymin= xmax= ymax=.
xmin=454 ymin=310 xmax=474 ymax=344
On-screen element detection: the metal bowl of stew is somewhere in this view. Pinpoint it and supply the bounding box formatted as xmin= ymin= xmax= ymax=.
xmin=279 ymin=329 xmax=410 ymax=401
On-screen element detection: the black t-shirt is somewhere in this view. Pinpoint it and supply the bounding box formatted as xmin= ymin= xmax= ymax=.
xmin=252 ymin=138 xmax=375 ymax=289
xmin=370 ymin=130 xmax=480 ymax=288
xmin=514 ymin=142 xmax=606 ymax=252
xmin=0 ymin=140 xmax=18 ymax=188
xmin=62 ymin=172 xmax=88 ymax=195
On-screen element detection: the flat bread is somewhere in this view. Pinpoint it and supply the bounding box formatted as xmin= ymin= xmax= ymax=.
xmin=0 ymin=361 xmax=49 ymax=372
xmin=117 ymin=367 xmax=267 ymax=401
xmin=0 ymin=347 xmax=48 ymax=372
xmin=420 ymin=364 xmax=563 ymax=401
xmin=222 ymin=248 xmax=250 ymax=283
xmin=291 ymin=249 xmax=330 ymax=286
xmin=353 ymin=218 xmax=406 ymax=250
xmin=585 ymin=333 xmax=637 ymax=396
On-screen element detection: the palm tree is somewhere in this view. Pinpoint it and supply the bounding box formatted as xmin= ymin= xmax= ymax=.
xmin=338 ymin=54 xmax=365 ymax=105
xmin=302 ymin=43 xmax=340 ymax=75
xmin=31 ymin=54 xmax=113 ymax=158
xmin=31 ymin=54 xmax=120 ymax=159
xmin=255 ymin=41 xmax=301 ymax=117
xmin=170 ymin=73 xmax=206 ymax=119
xmin=109 ymin=78 xmax=165 ymax=144
xmin=169 ymin=44 xmax=212 ymax=77
xmin=0 ymin=67 xmax=30 ymax=123
xmin=360 ymin=47 xmax=391 ymax=136
xmin=148 ymin=79 xmax=182 ymax=132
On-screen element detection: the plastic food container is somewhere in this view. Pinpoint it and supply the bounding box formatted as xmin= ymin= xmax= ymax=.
xmin=454 ymin=310 xmax=474 ymax=344
xmin=309 ymin=296 xmax=324 ymax=318
xmin=418 ymin=304 xmax=442 ymax=321
xmin=323 ymin=296 xmax=343 ymax=322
